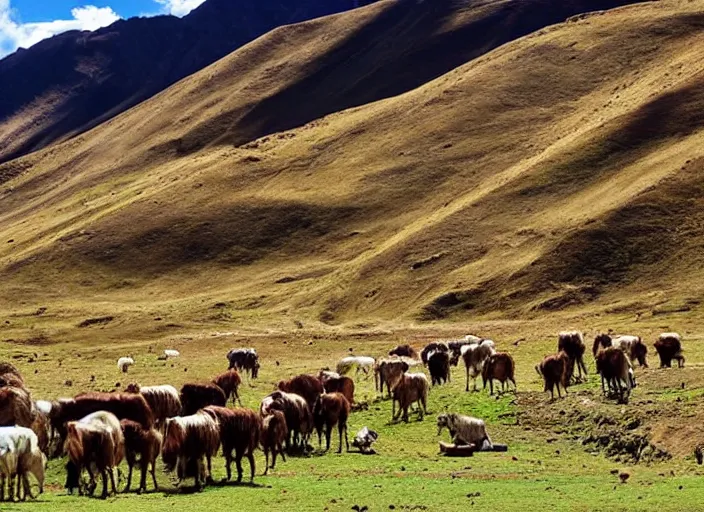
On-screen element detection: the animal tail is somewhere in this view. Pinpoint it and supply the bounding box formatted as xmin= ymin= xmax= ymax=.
xmin=535 ymin=364 xmax=543 ymax=377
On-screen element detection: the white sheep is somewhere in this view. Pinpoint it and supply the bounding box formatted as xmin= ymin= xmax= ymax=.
xmin=163 ymin=349 xmax=180 ymax=358
xmin=117 ymin=357 xmax=134 ymax=373
xmin=436 ymin=413 xmax=493 ymax=450
xmin=336 ymin=356 xmax=375 ymax=378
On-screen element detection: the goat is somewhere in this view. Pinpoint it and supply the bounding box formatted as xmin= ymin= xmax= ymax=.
xmin=226 ymin=348 xmax=259 ymax=378
xmin=277 ymin=374 xmax=323 ymax=410
xmin=391 ymin=373 xmax=429 ymax=423
xmin=612 ymin=335 xmax=648 ymax=367
xmin=428 ymin=350 xmax=451 ymax=386
xmin=120 ymin=419 xmax=162 ymax=493
xmin=179 ymin=383 xmax=227 ymax=416
xmin=313 ymin=393 xmax=350 ymax=453
xmin=595 ymin=347 xmax=632 ymax=403
xmin=420 ymin=342 xmax=449 ymax=365
xmin=0 ymin=426 xmax=45 ymax=502
xmin=162 ymin=412 xmax=220 ymax=490
xmin=592 ymin=333 xmax=613 ymax=357
xmin=375 ymin=358 xmax=409 ymax=397
xmin=212 ymin=370 xmax=243 ymax=406
xmin=124 ymin=384 xmax=181 ymax=431
xmin=0 ymin=387 xmax=34 ymax=428
xmin=261 ymin=410 xmax=287 ymax=475
xmin=462 ymin=341 xmax=495 ymax=392
xmin=321 ymin=375 xmax=355 ymax=405
xmin=482 ymin=352 xmax=516 ymax=395
xmin=536 ymin=352 xmax=570 ymax=399
xmin=437 ymin=413 xmax=492 ymax=448
xmin=336 ymin=356 xmax=375 ymax=379
xmin=202 ymin=406 xmax=261 ymax=483
xmin=388 ymin=345 xmax=419 ymax=360
xmin=654 ymin=333 xmax=685 ymax=368
xmin=557 ymin=331 xmax=587 ymax=382
xmin=261 ymin=391 xmax=313 ymax=451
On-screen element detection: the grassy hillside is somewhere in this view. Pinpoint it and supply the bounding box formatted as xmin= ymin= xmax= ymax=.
xmin=0 ymin=0 xmax=703 ymax=346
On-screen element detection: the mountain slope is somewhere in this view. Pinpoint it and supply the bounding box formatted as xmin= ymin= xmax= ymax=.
xmin=0 ymin=0 xmax=703 ymax=340
xmin=0 ymin=0 xmax=373 ymax=164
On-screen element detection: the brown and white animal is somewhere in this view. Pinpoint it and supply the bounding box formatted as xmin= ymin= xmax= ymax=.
xmin=261 ymin=410 xmax=287 ymax=475
xmin=436 ymin=413 xmax=492 ymax=448
xmin=557 ymin=331 xmax=588 ymax=382
xmin=124 ymin=384 xmax=181 ymax=431
xmin=595 ymin=347 xmax=633 ymax=403
xmin=375 ymin=358 xmax=409 ymax=397
xmin=65 ymin=411 xmax=124 ymax=498
xmin=0 ymin=386 xmax=34 ymax=428
xmin=592 ymin=333 xmax=613 ymax=357
xmin=536 ymin=352 xmax=570 ymax=399
xmin=0 ymin=426 xmax=46 ymax=502
xmin=482 ymin=352 xmax=516 ymax=395
xmin=612 ymin=335 xmax=648 ymax=367
xmin=212 ymin=370 xmax=243 ymax=406
xmin=448 ymin=336 xmax=482 ymax=366
xmin=226 ymin=348 xmax=260 ymax=378
xmin=320 ymin=375 xmax=355 ymax=405
xmin=120 ymin=419 xmax=162 ymax=493
xmin=261 ymin=391 xmax=313 ymax=451
xmin=428 ymin=350 xmax=451 ymax=386
xmin=391 ymin=373 xmax=429 ymax=423
xmin=202 ymin=406 xmax=261 ymax=483
xmin=654 ymin=333 xmax=685 ymax=368
xmin=0 ymin=362 xmax=23 ymax=384
xmin=388 ymin=345 xmax=419 ymax=360
xmin=462 ymin=340 xmax=496 ymax=392
xmin=420 ymin=342 xmax=449 ymax=365
xmin=277 ymin=374 xmax=324 ymax=410
xmin=162 ymin=412 xmax=220 ymax=489
xmin=179 ymin=383 xmax=227 ymax=416
xmin=312 ymin=393 xmax=350 ymax=453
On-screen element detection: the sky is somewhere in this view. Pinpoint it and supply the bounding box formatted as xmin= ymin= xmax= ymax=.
xmin=0 ymin=0 xmax=207 ymax=58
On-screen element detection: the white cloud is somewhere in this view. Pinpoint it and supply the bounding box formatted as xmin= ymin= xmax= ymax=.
xmin=154 ymin=0 xmax=206 ymax=17
xmin=0 ymin=1 xmax=120 ymax=58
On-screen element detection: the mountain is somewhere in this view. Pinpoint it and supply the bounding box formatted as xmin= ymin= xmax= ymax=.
xmin=0 ymin=0 xmax=374 ymax=164
xmin=0 ymin=0 xmax=703 ymax=342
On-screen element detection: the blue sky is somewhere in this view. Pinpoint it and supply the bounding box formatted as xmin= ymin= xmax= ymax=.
xmin=0 ymin=0 xmax=207 ymax=57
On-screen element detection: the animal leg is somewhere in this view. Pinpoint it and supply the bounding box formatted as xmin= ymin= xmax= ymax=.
xmin=224 ymin=452 xmax=232 ymax=481
xmin=151 ymin=461 xmax=158 ymax=491
xmin=109 ymin=467 xmax=118 ymax=496
xmin=139 ymin=460 xmax=148 ymax=493
xmin=100 ymin=469 xmax=109 ymax=499
xmin=465 ymin=366 xmax=469 ymax=392
xmin=125 ymin=464 xmax=133 ymax=492
xmin=279 ymin=443 xmax=286 ymax=462
xmin=325 ymin=424 xmax=333 ymax=452
xmin=263 ymin=450 xmax=270 ymax=476
xmin=235 ymin=454 xmax=244 ymax=483
xmin=247 ymin=452 xmax=255 ymax=482
xmin=206 ymin=454 xmax=214 ymax=484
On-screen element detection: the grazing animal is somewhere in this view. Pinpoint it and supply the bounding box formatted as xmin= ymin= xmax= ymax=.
xmin=592 ymin=333 xmax=613 ymax=357
xmin=202 ymin=406 xmax=260 ymax=483
xmin=482 ymin=352 xmax=516 ymax=395
xmin=261 ymin=391 xmax=313 ymax=451
xmin=536 ymin=352 xmax=570 ymax=399
xmin=612 ymin=335 xmax=648 ymax=367
xmin=179 ymin=383 xmax=227 ymax=416
xmin=654 ymin=333 xmax=685 ymax=368
xmin=65 ymin=411 xmax=124 ymax=498
xmin=391 ymin=373 xmax=429 ymax=422
xmin=163 ymin=349 xmax=180 ymax=358
xmin=420 ymin=342 xmax=449 ymax=365
xmin=436 ymin=413 xmax=492 ymax=448
xmin=117 ymin=357 xmax=134 ymax=373
xmin=312 ymin=393 xmax=350 ymax=453
xmin=320 ymin=375 xmax=355 ymax=405
xmin=336 ymin=356 xmax=375 ymax=378
xmin=0 ymin=373 xmax=25 ymax=389
xmin=595 ymin=347 xmax=632 ymax=402
xmin=448 ymin=336 xmax=481 ymax=365
xmin=124 ymin=384 xmax=181 ymax=431
xmin=0 ymin=387 xmax=34 ymax=428
xmin=261 ymin=410 xmax=287 ymax=475
xmin=462 ymin=340 xmax=496 ymax=392
xmin=120 ymin=419 xmax=162 ymax=493
xmin=375 ymin=358 xmax=409 ymax=396
xmin=558 ymin=331 xmax=588 ymax=382
xmin=0 ymin=362 xmax=23 ymax=383
xmin=277 ymin=374 xmax=324 ymax=410
xmin=226 ymin=348 xmax=259 ymax=378
xmin=388 ymin=345 xmax=419 ymax=360
xmin=317 ymin=370 xmax=341 ymax=383
xmin=0 ymin=426 xmax=46 ymax=502
xmin=428 ymin=350 xmax=451 ymax=386
xmin=29 ymin=408 xmax=50 ymax=456
xmin=212 ymin=370 xmax=243 ymax=406
xmin=162 ymin=412 xmax=220 ymax=489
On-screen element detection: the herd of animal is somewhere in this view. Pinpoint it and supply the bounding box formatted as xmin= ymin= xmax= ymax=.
xmin=0 ymin=331 xmax=687 ymax=501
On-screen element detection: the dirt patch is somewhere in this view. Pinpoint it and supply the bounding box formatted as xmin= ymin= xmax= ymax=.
xmin=77 ymin=316 xmax=114 ymax=328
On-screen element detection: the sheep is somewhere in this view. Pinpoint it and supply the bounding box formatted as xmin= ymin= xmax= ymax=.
xmin=212 ymin=370 xmax=243 ymax=406
xmin=557 ymin=331 xmax=587 ymax=382
xmin=261 ymin=410 xmax=287 ymax=475
xmin=162 ymin=412 xmax=220 ymax=489
xmin=388 ymin=345 xmax=419 ymax=360
xmin=428 ymin=350 xmax=450 ymax=386
xmin=124 ymin=384 xmax=181 ymax=431
xmin=261 ymin=391 xmax=313 ymax=452
xmin=391 ymin=373 xmax=429 ymax=423
xmin=536 ymin=352 xmax=570 ymax=399
xmin=654 ymin=333 xmax=685 ymax=368
xmin=163 ymin=349 xmax=180 ymax=358
xmin=612 ymin=335 xmax=648 ymax=367
xmin=117 ymin=357 xmax=134 ymax=373
xmin=462 ymin=341 xmax=496 ymax=392
xmin=420 ymin=342 xmax=449 ymax=365
xmin=595 ymin=347 xmax=632 ymax=403
xmin=120 ymin=419 xmax=162 ymax=493
xmin=482 ymin=352 xmax=516 ymax=395
xmin=0 ymin=426 xmax=45 ymax=502
xmin=312 ymin=393 xmax=350 ymax=453
xmin=336 ymin=356 xmax=375 ymax=379
xmin=320 ymin=375 xmax=355 ymax=405
xmin=202 ymin=406 xmax=261 ymax=483
xmin=436 ymin=413 xmax=492 ymax=449
xmin=179 ymin=383 xmax=227 ymax=416
xmin=277 ymin=374 xmax=323 ymax=410
xmin=226 ymin=348 xmax=259 ymax=378
xmin=374 ymin=358 xmax=409 ymax=397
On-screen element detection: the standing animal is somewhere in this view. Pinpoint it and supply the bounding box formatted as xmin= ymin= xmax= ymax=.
xmin=557 ymin=331 xmax=588 ymax=382
xmin=226 ymin=348 xmax=259 ymax=378
xmin=420 ymin=342 xmax=449 ymax=365
xmin=162 ymin=412 xmax=220 ymax=490
xmin=261 ymin=410 xmax=287 ymax=475
xmin=536 ymin=352 xmax=570 ymax=399
xmin=117 ymin=357 xmax=134 ymax=373
xmin=0 ymin=363 xmax=23 ymax=383
xmin=436 ymin=413 xmax=492 ymax=448
xmin=391 ymin=373 xmax=429 ymax=423
xmin=320 ymin=375 xmax=355 ymax=405
xmin=374 ymin=358 xmax=409 ymax=397
xmin=612 ymin=335 xmax=648 ymax=367
xmin=595 ymin=347 xmax=632 ymax=403
xmin=448 ymin=336 xmax=482 ymax=366
xmin=482 ymin=352 xmax=516 ymax=395
xmin=428 ymin=351 xmax=451 ymax=386
xmin=179 ymin=383 xmax=227 ymax=416
xmin=654 ymin=333 xmax=685 ymax=368
xmin=592 ymin=333 xmax=613 ymax=357
xmin=336 ymin=356 xmax=375 ymax=378
xmin=388 ymin=345 xmax=419 ymax=360
xmin=124 ymin=384 xmax=181 ymax=431
xmin=202 ymin=406 xmax=261 ymax=483
xmin=260 ymin=391 xmax=313 ymax=451
xmin=0 ymin=426 xmax=45 ymax=502
xmin=163 ymin=349 xmax=180 ymax=358
xmin=317 ymin=370 xmax=341 ymax=383
xmin=312 ymin=393 xmax=350 ymax=453
xmin=0 ymin=386 xmax=34 ymax=428
xmin=462 ymin=341 xmax=496 ymax=392
xmin=277 ymin=375 xmax=324 ymax=410
xmin=212 ymin=370 xmax=243 ymax=406
xmin=120 ymin=419 xmax=162 ymax=493
xmin=65 ymin=411 xmax=124 ymax=499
